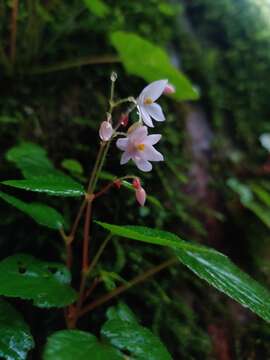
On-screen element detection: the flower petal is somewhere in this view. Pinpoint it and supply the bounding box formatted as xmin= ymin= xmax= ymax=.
xmin=139 ymin=107 xmax=154 ymax=127
xmin=142 ymin=145 xmax=164 ymax=162
xmin=120 ymin=152 xmax=131 ymax=165
xmin=145 ymin=134 xmax=162 ymax=145
xmin=147 ymin=103 xmax=165 ymax=122
xmin=134 ymin=157 xmax=153 ymax=172
xmin=140 ymin=79 xmax=168 ymax=102
xmin=116 ymin=138 xmax=129 ymax=151
xmin=129 ymin=125 xmax=148 ymax=143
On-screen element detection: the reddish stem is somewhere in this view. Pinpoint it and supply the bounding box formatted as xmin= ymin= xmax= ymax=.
xmin=82 ymin=201 xmax=92 ymax=272
xmin=79 ymin=257 xmax=177 ymax=318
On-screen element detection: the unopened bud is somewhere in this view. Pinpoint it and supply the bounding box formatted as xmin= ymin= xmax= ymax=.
xmin=132 ymin=178 xmax=141 ymax=190
xmin=114 ymin=179 xmax=122 ymax=189
xmin=120 ymin=113 xmax=129 ymax=127
xmin=163 ymin=83 xmax=175 ymax=95
xmin=135 ymin=187 xmax=146 ymax=206
xmin=99 ymin=121 xmax=113 ymax=141
xmin=110 ymin=71 xmax=117 ymax=82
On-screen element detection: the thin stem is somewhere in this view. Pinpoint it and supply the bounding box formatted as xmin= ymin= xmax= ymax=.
xmin=10 ymin=0 xmax=19 ymax=63
xmin=87 ymin=233 xmax=112 ymax=276
xmin=82 ymin=201 xmax=92 ymax=272
xmin=70 ymin=199 xmax=87 ymax=239
xmin=91 ymin=141 xmax=111 ymax=192
xmin=87 ymin=142 xmax=106 ymax=193
xmin=79 ymin=257 xmax=177 ymax=318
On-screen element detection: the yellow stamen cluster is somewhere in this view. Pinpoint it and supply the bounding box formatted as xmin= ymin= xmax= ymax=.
xmin=136 ymin=143 xmax=145 ymax=151
xmin=144 ymin=97 xmax=153 ymax=105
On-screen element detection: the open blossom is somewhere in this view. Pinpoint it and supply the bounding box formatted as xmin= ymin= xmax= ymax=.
xmin=137 ymin=80 xmax=168 ymax=127
xmin=99 ymin=121 xmax=113 ymax=141
xmin=116 ymin=125 xmax=164 ymax=172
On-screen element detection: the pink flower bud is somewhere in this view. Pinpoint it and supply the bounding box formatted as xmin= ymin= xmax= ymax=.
xmin=132 ymin=178 xmax=141 ymax=190
xmin=135 ymin=187 xmax=146 ymax=206
xmin=163 ymin=83 xmax=175 ymax=95
xmin=120 ymin=113 xmax=129 ymax=127
xmin=113 ymin=179 xmax=122 ymax=189
xmin=99 ymin=121 xmax=113 ymax=141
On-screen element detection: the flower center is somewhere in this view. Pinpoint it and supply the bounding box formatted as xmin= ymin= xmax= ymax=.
xmin=136 ymin=143 xmax=145 ymax=151
xmin=144 ymin=97 xmax=153 ymax=105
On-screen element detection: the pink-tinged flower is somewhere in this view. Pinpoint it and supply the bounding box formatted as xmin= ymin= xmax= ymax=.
xmin=135 ymin=186 xmax=146 ymax=206
xmin=99 ymin=121 xmax=113 ymax=141
xmin=163 ymin=83 xmax=175 ymax=95
xmin=116 ymin=125 xmax=164 ymax=172
xmin=137 ymin=80 xmax=168 ymax=127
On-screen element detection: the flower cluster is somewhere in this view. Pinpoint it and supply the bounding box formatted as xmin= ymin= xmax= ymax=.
xmin=98 ymin=78 xmax=173 ymax=206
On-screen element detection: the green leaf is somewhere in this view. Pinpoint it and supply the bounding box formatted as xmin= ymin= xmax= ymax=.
xmin=43 ymin=330 xmax=123 ymax=360
xmin=61 ymin=159 xmax=83 ymax=175
xmin=83 ymin=0 xmax=109 ymax=17
xmin=101 ymin=319 xmax=172 ymax=360
xmin=6 ymin=143 xmax=57 ymax=179
xmin=5 ymin=143 xmax=84 ymax=197
xmin=0 ymin=191 xmax=65 ymax=230
xmin=106 ymin=303 xmax=138 ymax=324
xmin=110 ymin=31 xmax=199 ymax=101
xmin=0 ymin=254 xmax=77 ymax=308
xmin=2 ymin=176 xmax=85 ymax=197
xmin=96 ymin=222 xmax=270 ymax=323
xmin=0 ymin=299 xmax=34 ymax=360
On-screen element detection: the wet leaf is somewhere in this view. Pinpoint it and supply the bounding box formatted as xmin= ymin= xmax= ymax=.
xmin=0 ymin=254 xmax=77 ymax=307
xmin=43 ymin=330 xmax=123 ymax=360
xmin=0 ymin=299 xmax=34 ymax=360
xmin=96 ymin=222 xmax=270 ymax=323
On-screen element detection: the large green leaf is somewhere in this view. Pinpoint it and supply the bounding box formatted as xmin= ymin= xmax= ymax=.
xmin=5 ymin=143 xmax=84 ymax=197
xmin=0 ymin=299 xmax=34 ymax=360
xmin=43 ymin=330 xmax=122 ymax=360
xmin=2 ymin=177 xmax=85 ymax=197
xmin=83 ymin=0 xmax=109 ymax=17
xmin=101 ymin=319 xmax=172 ymax=360
xmin=6 ymin=143 xmax=57 ymax=179
xmin=96 ymin=222 xmax=270 ymax=323
xmin=0 ymin=191 xmax=65 ymax=230
xmin=110 ymin=31 xmax=199 ymax=101
xmin=0 ymin=254 xmax=77 ymax=307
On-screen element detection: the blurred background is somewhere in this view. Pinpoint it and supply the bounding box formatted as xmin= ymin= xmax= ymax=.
xmin=1 ymin=0 xmax=270 ymax=358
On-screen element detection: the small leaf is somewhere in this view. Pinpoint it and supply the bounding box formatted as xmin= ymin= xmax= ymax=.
xmin=101 ymin=319 xmax=172 ymax=360
xmin=0 ymin=191 xmax=65 ymax=230
xmin=2 ymin=176 xmax=85 ymax=197
xmin=96 ymin=222 xmax=270 ymax=323
xmin=106 ymin=302 xmax=138 ymax=324
xmin=43 ymin=330 xmax=123 ymax=360
xmin=0 ymin=254 xmax=77 ymax=307
xmin=111 ymin=31 xmax=199 ymax=101
xmin=61 ymin=159 xmax=83 ymax=175
xmin=0 ymin=299 xmax=34 ymax=360
xmin=83 ymin=0 xmax=109 ymax=17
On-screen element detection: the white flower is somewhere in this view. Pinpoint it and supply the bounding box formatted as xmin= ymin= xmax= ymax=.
xmin=137 ymin=79 xmax=168 ymax=127
xmin=116 ymin=125 xmax=164 ymax=172
xmin=260 ymin=133 xmax=270 ymax=152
